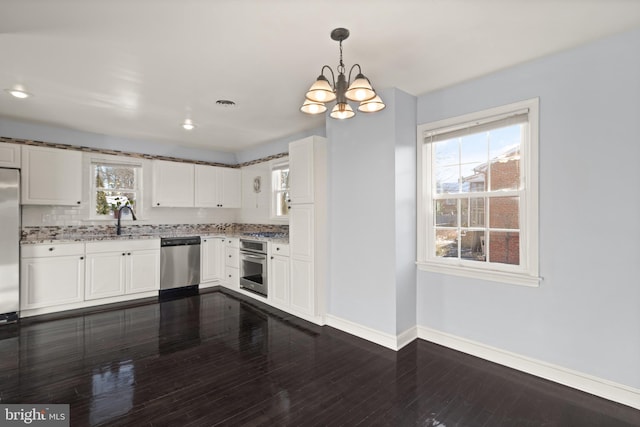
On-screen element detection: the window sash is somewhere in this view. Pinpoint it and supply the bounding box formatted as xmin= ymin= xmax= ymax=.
xmin=417 ymin=98 xmax=539 ymax=287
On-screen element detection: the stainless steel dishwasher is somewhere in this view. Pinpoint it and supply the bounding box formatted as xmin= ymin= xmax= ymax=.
xmin=160 ymin=236 xmax=201 ymax=292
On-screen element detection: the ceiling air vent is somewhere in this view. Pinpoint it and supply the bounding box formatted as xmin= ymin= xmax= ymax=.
xmin=215 ymin=99 xmax=237 ymax=108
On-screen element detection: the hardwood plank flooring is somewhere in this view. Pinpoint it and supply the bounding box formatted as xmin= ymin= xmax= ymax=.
xmin=1 ymin=289 xmax=639 ymax=426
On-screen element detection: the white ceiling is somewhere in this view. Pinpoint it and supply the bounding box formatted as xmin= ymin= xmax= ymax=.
xmin=1 ymin=0 xmax=639 ymax=153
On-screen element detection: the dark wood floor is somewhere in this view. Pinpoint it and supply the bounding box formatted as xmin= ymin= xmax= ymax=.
xmin=1 ymin=289 xmax=638 ymax=427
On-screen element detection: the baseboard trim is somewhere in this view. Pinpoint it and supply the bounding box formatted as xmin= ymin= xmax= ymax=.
xmin=417 ymin=325 xmax=640 ymax=411
xmin=325 ymin=314 xmax=399 ymax=350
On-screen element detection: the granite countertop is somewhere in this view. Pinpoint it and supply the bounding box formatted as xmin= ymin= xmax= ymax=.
xmin=21 ymin=232 xmax=289 ymax=245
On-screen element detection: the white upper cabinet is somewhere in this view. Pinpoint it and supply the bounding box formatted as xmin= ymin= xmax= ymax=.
xmin=288 ymin=138 xmax=315 ymax=204
xmin=194 ymin=165 xmax=241 ymax=208
xmin=0 ymin=142 xmax=21 ymax=168
xmin=21 ymin=146 xmax=82 ymax=206
xmin=152 ymin=160 xmax=195 ymax=207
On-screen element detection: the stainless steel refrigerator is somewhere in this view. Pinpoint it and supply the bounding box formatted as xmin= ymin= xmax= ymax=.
xmin=0 ymin=168 xmax=20 ymax=323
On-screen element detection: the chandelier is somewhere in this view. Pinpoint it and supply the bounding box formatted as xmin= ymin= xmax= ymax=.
xmin=301 ymin=28 xmax=385 ymax=120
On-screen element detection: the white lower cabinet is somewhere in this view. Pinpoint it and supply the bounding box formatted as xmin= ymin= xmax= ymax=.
xmin=269 ymin=252 xmax=290 ymax=309
xmin=201 ymin=237 xmax=224 ymax=286
xmin=20 ymin=243 xmax=85 ymax=311
xmin=223 ymin=238 xmax=240 ymax=290
xmin=85 ymin=240 xmax=160 ymax=300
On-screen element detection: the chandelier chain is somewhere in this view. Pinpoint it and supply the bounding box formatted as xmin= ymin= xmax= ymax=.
xmin=338 ymin=40 xmax=345 ymax=74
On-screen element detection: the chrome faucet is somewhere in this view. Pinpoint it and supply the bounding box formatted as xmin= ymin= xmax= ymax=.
xmin=116 ymin=205 xmax=137 ymax=235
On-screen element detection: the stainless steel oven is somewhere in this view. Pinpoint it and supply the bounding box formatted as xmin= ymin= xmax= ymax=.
xmin=239 ymin=239 xmax=268 ymax=297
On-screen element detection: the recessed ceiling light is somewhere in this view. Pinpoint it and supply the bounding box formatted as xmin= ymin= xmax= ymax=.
xmin=5 ymin=88 xmax=32 ymax=99
xmin=182 ymin=119 xmax=195 ymax=130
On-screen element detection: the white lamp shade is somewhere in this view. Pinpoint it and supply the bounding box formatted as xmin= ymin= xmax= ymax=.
xmin=358 ymin=95 xmax=386 ymax=113
xmin=330 ymin=102 xmax=355 ymax=120
xmin=345 ymin=74 xmax=375 ymax=102
xmin=300 ymin=99 xmax=327 ymax=115
xmin=305 ymin=76 xmax=336 ymax=103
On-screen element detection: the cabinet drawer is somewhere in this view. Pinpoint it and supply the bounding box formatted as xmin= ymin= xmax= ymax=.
xmin=271 ymin=243 xmax=289 ymax=257
xmin=225 ymin=266 xmax=239 ymax=284
xmin=225 ymin=247 xmax=239 ymax=268
xmin=86 ymin=239 xmax=160 ymax=254
xmin=22 ymin=242 xmax=85 ymax=258
xmin=223 ymin=237 xmax=239 ymax=248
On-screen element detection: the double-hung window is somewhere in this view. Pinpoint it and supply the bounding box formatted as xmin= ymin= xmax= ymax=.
xmin=417 ymin=98 xmax=539 ymax=286
xmin=91 ymin=160 xmax=142 ymax=219
xmin=271 ymin=162 xmax=290 ymax=219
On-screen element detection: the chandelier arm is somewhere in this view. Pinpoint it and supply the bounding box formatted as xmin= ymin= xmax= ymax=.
xmin=348 ymin=64 xmax=363 ymax=84
xmin=321 ymin=65 xmax=336 ymax=89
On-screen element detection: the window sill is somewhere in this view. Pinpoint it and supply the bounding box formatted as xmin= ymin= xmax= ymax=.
xmin=416 ymin=261 xmax=540 ymax=287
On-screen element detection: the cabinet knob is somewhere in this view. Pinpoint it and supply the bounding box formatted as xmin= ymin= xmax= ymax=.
xmin=156 ymin=202 xmax=160 ymax=206
xmin=122 ymin=253 xmax=126 ymax=256
xmin=49 ymin=247 xmax=54 ymax=251
xmin=127 ymin=253 xmax=131 ymax=255
xmin=276 ymin=247 xmax=280 ymax=251
xmin=228 ymin=255 xmax=232 ymax=258
xmin=228 ymin=274 xmax=232 ymax=278
xmin=77 ymin=201 xmax=81 ymax=205
xmin=80 ymin=256 xmax=84 ymax=260
xmin=271 ymin=256 xmax=274 ymax=260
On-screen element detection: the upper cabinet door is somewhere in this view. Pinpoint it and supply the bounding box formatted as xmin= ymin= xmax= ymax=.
xmin=0 ymin=142 xmax=21 ymax=168
xmin=194 ymin=165 xmax=241 ymax=208
xmin=152 ymin=160 xmax=194 ymax=207
xmin=288 ymin=138 xmax=314 ymax=204
xmin=21 ymin=146 xmax=82 ymax=206
xmin=194 ymin=164 xmax=218 ymax=207
xmin=219 ymin=168 xmax=241 ymax=208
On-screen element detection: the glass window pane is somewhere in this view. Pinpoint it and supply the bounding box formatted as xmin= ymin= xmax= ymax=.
xmin=435 ymin=166 xmax=460 ymax=194
xmin=460 ymin=230 xmax=485 ymax=261
xmin=461 ymin=197 xmax=485 ymax=227
xmin=434 ymin=199 xmax=457 ymax=226
xmin=280 ymin=169 xmax=289 ymax=190
xmin=489 ymin=197 xmax=519 ymax=229
xmin=489 ymin=231 xmax=520 ymax=265
xmin=434 ymin=139 xmax=459 ymax=167
xmin=460 ymin=133 xmax=487 ymax=193
xmin=435 ymin=229 xmax=458 ymax=258
xmin=275 ymin=191 xmax=289 ymax=217
xmin=489 ymin=125 xmax=521 ymax=191
xmin=96 ymin=165 xmax=136 ymax=190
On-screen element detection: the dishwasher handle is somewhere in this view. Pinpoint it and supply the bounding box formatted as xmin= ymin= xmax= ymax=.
xmin=161 ymin=236 xmax=201 ymax=247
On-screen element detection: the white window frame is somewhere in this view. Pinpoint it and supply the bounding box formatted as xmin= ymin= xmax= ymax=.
xmin=270 ymin=160 xmax=290 ymax=220
xmin=417 ymin=98 xmax=540 ymax=287
xmin=90 ymin=156 xmax=143 ymax=220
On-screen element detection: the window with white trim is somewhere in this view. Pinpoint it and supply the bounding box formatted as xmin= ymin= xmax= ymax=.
xmin=91 ymin=161 xmax=142 ymax=219
xmin=271 ymin=162 xmax=290 ymax=219
xmin=417 ymin=98 xmax=539 ymax=286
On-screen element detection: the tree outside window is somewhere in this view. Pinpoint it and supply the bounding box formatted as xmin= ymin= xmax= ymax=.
xmin=93 ymin=163 xmax=141 ymax=218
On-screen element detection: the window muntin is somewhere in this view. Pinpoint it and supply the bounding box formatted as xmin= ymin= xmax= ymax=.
xmin=417 ymin=99 xmax=539 ymax=286
xmin=92 ymin=162 xmax=141 ymax=219
xmin=271 ymin=163 xmax=289 ymax=219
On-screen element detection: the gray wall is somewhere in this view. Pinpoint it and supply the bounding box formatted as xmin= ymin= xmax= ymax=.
xmin=327 ymin=88 xmax=417 ymax=336
xmin=416 ymin=28 xmax=640 ymax=389
xmin=0 ymin=117 xmax=237 ymax=164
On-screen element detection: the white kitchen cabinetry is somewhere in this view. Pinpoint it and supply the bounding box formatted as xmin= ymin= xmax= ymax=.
xmin=194 ymin=165 xmax=241 ymax=208
xmin=21 ymin=145 xmax=82 ymax=206
xmin=288 ymin=138 xmax=315 ymax=204
xmin=152 ymin=160 xmax=194 ymax=207
xmin=287 ymin=136 xmax=327 ymax=324
xmin=223 ymin=238 xmax=240 ymax=290
xmin=85 ymin=239 xmax=160 ymax=300
xmin=269 ymin=243 xmax=290 ymax=309
xmin=0 ymin=142 xmax=21 ymax=168
xmin=201 ymin=236 xmax=224 ymax=286
xmin=20 ymin=243 xmax=85 ymax=311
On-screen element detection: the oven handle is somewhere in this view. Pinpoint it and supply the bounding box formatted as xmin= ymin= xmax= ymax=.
xmin=242 ymin=254 xmax=267 ymax=260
